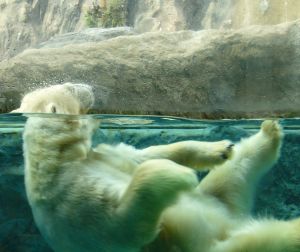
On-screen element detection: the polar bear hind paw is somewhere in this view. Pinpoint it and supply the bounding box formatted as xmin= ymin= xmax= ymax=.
xmin=261 ymin=120 xmax=282 ymax=139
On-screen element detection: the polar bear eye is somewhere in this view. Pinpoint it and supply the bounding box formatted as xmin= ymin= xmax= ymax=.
xmin=51 ymin=105 xmax=57 ymax=114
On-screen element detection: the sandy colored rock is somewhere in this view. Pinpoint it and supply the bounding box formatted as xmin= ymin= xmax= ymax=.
xmin=0 ymin=0 xmax=90 ymax=60
xmin=2 ymin=0 xmax=300 ymax=60
xmin=0 ymin=21 xmax=299 ymax=118
xmin=129 ymin=0 xmax=300 ymax=32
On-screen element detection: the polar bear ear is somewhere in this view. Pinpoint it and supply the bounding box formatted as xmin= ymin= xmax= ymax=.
xmin=62 ymin=83 xmax=95 ymax=113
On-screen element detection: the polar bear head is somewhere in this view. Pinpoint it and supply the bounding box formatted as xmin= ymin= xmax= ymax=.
xmin=11 ymin=83 xmax=95 ymax=115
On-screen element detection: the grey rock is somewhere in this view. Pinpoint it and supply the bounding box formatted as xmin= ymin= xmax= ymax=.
xmin=37 ymin=27 xmax=136 ymax=49
xmin=0 ymin=0 xmax=89 ymax=61
xmin=129 ymin=0 xmax=300 ymax=32
xmin=0 ymin=21 xmax=300 ymax=118
xmin=2 ymin=0 xmax=300 ymax=61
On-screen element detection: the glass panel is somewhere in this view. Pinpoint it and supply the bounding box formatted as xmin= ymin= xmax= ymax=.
xmin=0 ymin=1 xmax=299 ymax=251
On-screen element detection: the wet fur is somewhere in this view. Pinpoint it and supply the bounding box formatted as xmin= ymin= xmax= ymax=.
xmin=21 ymin=84 xmax=300 ymax=252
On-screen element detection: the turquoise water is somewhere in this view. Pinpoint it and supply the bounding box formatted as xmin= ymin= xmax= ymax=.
xmin=0 ymin=114 xmax=300 ymax=252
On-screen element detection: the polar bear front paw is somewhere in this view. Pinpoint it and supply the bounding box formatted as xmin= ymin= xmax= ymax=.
xmin=203 ymin=140 xmax=234 ymax=167
xmin=219 ymin=141 xmax=235 ymax=160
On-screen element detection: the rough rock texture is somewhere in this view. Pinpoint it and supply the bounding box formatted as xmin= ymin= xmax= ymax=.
xmin=0 ymin=21 xmax=300 ymax=118
xmin=37 ymin=27 xmax=135 ymax=49
xmin=129 ymin=0 xmax=300 ymax=32
xmin=0 ymin=0 xmax=90 ymax=60
xmin=0 ymin=115 xmax=299 ymax=251
xmin=2 ymin=0 xmax=300 ymax=61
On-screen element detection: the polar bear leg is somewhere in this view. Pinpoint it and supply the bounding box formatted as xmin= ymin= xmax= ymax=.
xmin=140 ymin=140 xmax=234 ymax=171
xmin=198 ymin=120 xmax=283 ymax=215
xmin=211 ymin=218 xmax=300 ymax=252
xmin=116 ymin=159 xmax=198 ymax=247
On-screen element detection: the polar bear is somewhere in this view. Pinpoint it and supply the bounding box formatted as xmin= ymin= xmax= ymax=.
xmin=22 ymin=83 xmax=300 ymax=252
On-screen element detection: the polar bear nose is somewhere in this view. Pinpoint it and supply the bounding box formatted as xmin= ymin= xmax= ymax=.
xmin=46 ymin=103 xmax=58 ymax=114
xmin=51 ymin=105 xmax=57 ymax=114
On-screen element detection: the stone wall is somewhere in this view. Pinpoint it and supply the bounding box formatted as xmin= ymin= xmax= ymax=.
xmin=2 ymin=0 xmax=300 ymax=60
xmin=0 ymin=0 xmax=89 ymax=60
xmin=0 ymin=21 xmax=299 ymax=118
xmin=129 ymin=0 xmax=300 ymax=32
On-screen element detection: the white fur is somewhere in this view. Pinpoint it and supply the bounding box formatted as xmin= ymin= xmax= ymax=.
xmin=22 ymin=84 xmax=300 ymax=252
xmin=11 ymin=83 xmax=94 ymax=114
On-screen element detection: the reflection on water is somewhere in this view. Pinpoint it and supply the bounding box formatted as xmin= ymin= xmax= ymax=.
xmin=0 ymin=114 xmax=299 ymax=251
xmin=2 ymin=113 xmax=300 ymax=131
